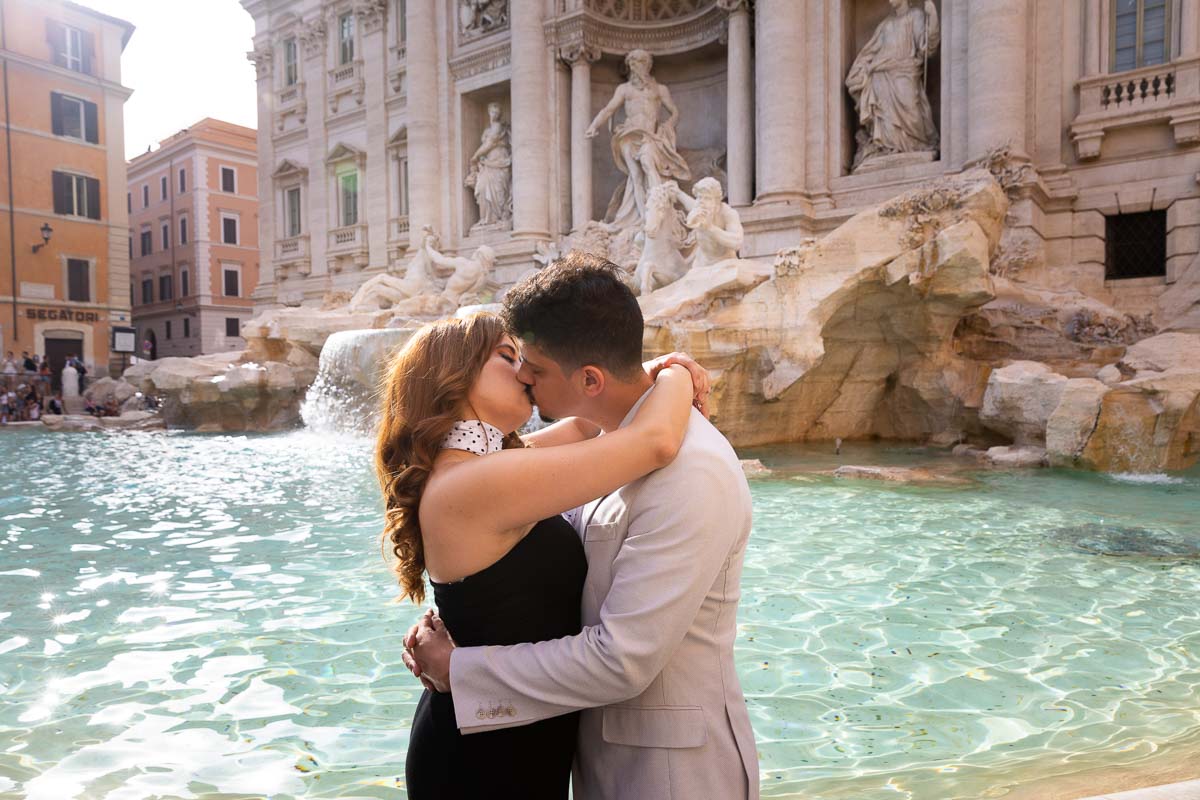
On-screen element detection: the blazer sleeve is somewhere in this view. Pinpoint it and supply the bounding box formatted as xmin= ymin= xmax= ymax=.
xmin=448 ymin=446 xmax=746 ymax=734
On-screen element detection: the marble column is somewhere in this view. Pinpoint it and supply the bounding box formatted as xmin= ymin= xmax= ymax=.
xmin=405 ymin=0 xmax=440 ymax=239
xmin=721 ymin=0 xmax=753 ymax=207
xmin=1183 ymin=0 xmax=1200 ymax=56
xmin=510 ymin=0 xmax=551 ymax=240
xmin=562 ymin=44 xmax=599 ymax=231
xmin=967 ymin=0 xmax=1029 ymax=160
xmin=1082 ymin=0 xmax=1102 ymax=76
xmin=754 ymin=0 xmax=804 ymax=202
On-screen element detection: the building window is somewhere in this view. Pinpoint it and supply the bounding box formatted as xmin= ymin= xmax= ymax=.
xmin=221 ymin=166 xmax=236 ymax=193
xmin=285 ymin=186 xmax=302 ymax=237
xmin=397 ymin=156 xmax=409 ymax=217
xmin=1113 ymin=0 xmax=1171 ymax=73
xmin=47 ymin=22 xmax=92 ymax=74
xmin=179 ymin=216 xmax=188 ymax=245
xmin=165 ymin=320 xmax=172 ymax=340
xmin=179 ymin=167 xmax=187 ymax=193
xmin=284 ymin=38 xmax=299 ymax=86
xmin=142 ymin=184 xmax=149 ymax=208
xmin=127 ymin=192 xmax=131 ymax=212
xmin=50 ymin=93 xmax=98 ymax=144
xmin=223 ymin=268 xmax=240 ymax=297
xmin=396 ymin=0 xmax=406 ymax=45
xmin=140 ymin=227 xmax=152 ymax=256
xmin=128 ymin=236 xmax=132 ymax=259
xmin=183 ymin=317 xmax=190 ymax=338
xmin=159 ymin=274 xmax=173 ymax=301
xmin=180 ymin=269 xmax=189 ymax=297
xmin=222 ymin=215 xmax=239 ymax=245
xmin=225 ymin=317 xmax=241 ymax=337
xmin=52 ymin=171 xmax=99 ymax=219
xmin=339 ymin=13 xmax=355 ymax=64
xmin=1106 ymin=211 xmax=1166 ymax=279
xmin=141 ymin=278 xmax=153 ymax=304
xmin=161 ymin=222 xmax=170 ymax=250
xmin=67 ymin=258 xmax=89 ymax=302
xmin=338 ymin=169 xmax=359 ymax=227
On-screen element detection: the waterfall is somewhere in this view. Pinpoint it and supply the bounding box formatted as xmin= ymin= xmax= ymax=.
xmin=301 ymin=329 xmax=417 ymax=434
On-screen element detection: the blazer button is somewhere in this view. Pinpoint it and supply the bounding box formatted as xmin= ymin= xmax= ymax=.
xmin=487 ymin=708 xmax=497 ymax=718
xmin=476 ymin=709 xmax=486 ymax=720
xmin=505 ymin=705 xmax=516 ymax=716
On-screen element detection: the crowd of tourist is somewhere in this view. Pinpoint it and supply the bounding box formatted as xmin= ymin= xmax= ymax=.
xmin=0 ymin=350 xmax=71 ymax=425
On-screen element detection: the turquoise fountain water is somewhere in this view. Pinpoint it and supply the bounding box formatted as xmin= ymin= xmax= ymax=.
xmin=1 ymin=429 xmax=1198 ymax=799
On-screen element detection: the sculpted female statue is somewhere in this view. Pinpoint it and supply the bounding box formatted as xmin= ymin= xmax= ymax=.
xmin=846 ymin=0 xmax=940 ymax=171
xmin=465 ymin=102 xmax=512 ymax=229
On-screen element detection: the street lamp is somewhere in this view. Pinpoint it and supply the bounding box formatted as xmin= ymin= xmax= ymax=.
xmin=31 ymin=223 xmax=53 ymax=253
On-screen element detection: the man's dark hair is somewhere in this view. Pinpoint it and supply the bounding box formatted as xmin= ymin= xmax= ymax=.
xmin=502 ymin=250 xmax=643 ymax=379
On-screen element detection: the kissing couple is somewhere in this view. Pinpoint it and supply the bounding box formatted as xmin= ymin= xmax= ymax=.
xmin=376 ymin=251 xmax=759 ymax=799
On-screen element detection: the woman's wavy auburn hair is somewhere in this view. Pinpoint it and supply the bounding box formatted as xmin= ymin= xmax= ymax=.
xmin=375 ymin=312 xmax=523 ymax=603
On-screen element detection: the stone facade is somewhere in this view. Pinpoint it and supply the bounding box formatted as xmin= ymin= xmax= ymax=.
xmin=240 ymin=0 xmax=1200 ymax=331
xmin=126 ymin=119 xmax=261 ymax=359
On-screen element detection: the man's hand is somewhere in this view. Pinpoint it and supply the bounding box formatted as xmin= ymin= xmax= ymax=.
xmin=645 ymin=351 xmax=712 ymax=416
xmin=401 ymin=609 xmax=455 ymax=693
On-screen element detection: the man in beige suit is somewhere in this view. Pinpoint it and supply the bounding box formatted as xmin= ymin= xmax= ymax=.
xmin=406 ymin=252 xmax=759 ymax=799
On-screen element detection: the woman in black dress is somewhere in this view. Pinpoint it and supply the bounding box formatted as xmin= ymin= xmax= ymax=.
xmin=374 ymin=312 xmax=701 ymax=799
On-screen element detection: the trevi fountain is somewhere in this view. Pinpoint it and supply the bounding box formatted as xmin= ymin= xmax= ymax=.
xmin=3 ymin=1 xmax=1200 ymax=798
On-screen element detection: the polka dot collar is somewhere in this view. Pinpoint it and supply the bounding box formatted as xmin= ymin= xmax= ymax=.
xmin=440 ymin=419 xmax=506 ymax=456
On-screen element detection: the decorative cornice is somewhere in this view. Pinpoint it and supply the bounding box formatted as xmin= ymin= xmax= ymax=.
xmin=300 ymin=18 xmax=327 ymax=57
xmin=559 ymin=42 xmax=601 ymax=66
xmin=272 ymin=159 xmax=309 ymax=180
xmin=449 ymin=40 xmax=511 ymax=81
xmin=716 ymin=0 xmax=751 ymax=13
xmin=356 ymin=0 xmax=387 ymax=34
xmin=545 ymin=5 xmax=727 ymax=58
xmin=247 ymin=46 xmax=273 ymax=78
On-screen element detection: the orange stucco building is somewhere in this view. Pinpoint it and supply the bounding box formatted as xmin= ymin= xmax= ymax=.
xmin=127 ymin=119 xmax=259 ymax=359
xmin=0 ymin=0 xmax=134 ymax=380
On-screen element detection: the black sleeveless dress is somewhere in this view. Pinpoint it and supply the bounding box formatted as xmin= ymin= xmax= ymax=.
xmin=405 ymin=514 xmax=587 ymax=799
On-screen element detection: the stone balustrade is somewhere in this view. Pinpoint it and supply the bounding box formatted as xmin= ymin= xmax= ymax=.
xmin=274 ymin=235 xmax=311 ymax=279
xmin=1071 ymin=56 xmax=1200 ymax=160
xmin=326 ymin=59 xmax=365 ymax=114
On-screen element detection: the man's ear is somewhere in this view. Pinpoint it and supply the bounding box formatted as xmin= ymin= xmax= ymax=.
xmin=579 ymin=365 xmax=606 ymax=398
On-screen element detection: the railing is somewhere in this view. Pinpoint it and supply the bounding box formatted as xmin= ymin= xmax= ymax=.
xmin=1072 ymin=56 xmax=1200 ymax=159
xmin=390 ymin=216 xmax=410 ymax=238
xmin=328 ymin=223 xmax=367 ymax=251
xmin=277 ymin=81 xmax=305 ymax=107
xmin=329 ymin=59 xmax=362 ymax=86
xmin=326 ymin=60 xmax=365 ymax=114
xmin=274 ymin=234 xmax=309 ymax=259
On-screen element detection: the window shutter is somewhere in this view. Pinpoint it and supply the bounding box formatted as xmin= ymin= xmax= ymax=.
xmin=84 ymin=101 xmax=99 ymax=144
xmin=50 ymin=92 xmax=63 ymax=136
xmin=46 ymin=20 xmax=67 ymax=68
xmin=85 ymin=177 xmax=101 ymax=220
xmin=81 ymin=31 xmax=95 ymax=75
xmin=52 ymin=171 xmax=70 ymax=215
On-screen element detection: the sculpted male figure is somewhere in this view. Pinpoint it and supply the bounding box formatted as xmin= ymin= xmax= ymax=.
xmin=672 ymin=176 xmax=743 ymax=268
xmin=586 ymin=49 xmax=691 ymax=228
xmin=425 ymin=239 xmax=496 ymax=306
xmin=846 ymin=0 xmax=940 ymax=170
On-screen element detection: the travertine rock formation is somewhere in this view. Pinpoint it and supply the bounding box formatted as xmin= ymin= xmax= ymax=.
xmin=643 ymin=169 xmax=1007 ymax=446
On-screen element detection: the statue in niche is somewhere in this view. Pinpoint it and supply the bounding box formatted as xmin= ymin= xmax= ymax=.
xmin=846 ymin=0 xmax=940 ymax=172
xmin=672 ymin=177 xmax=743 ymax=268
xmin=465 ymin=101 xmax=512 ymax=231
xmin=586 ymin=49 xmax=691 ymax=230
xmin=459 ymin=0 xmax=508 ymax=38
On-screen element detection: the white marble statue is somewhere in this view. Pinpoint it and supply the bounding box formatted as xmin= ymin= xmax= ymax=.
xmin=465 ymin=102 xmax=512 ymax=230
xmin=61 ymin=364 xmax=80 ymax=403
xmin=426 ymin=239 xmax=497 ymax=306
xmin=347 ymin=227 xmax=440 ymax=311
xmin=634 ymin=181 xmax=691 ymax=295
xmin=586 ymin=49 xmax=691 ymax=229
xmin=459 ymin=0 xmax=508 ymax=37
xmin=846 ymin=0 xmax=940 ymax=171
xmin=672 ymin=177 xmax=743 ymax=268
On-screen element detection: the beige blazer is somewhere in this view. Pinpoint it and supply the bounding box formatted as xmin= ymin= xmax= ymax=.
xmin=448 ymin=403 xmax=760 ymax=800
